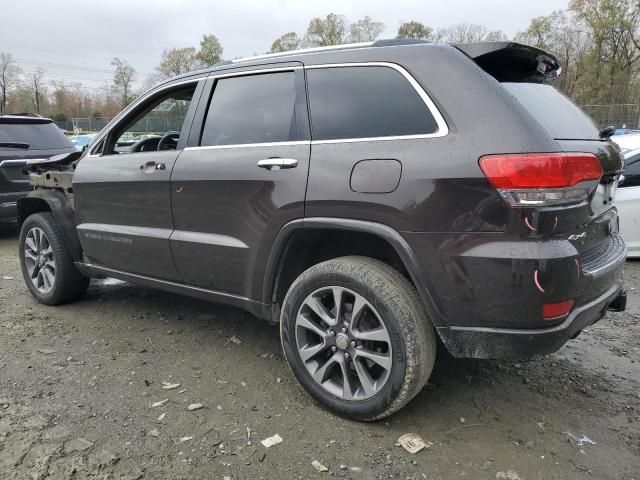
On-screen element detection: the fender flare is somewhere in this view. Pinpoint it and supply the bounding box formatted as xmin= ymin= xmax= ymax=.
xmin=17 ymin=190 xmax=83 ymax=262
xmin=261 ymin=217 xmax=445 ymax=327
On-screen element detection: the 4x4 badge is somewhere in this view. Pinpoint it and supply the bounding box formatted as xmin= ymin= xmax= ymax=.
xmin=568 ymin=232 xmax=587 ymax=241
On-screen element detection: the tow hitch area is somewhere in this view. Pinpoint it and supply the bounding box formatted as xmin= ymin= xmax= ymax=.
xmin=608 ymin=290 xmax=627 ymax=312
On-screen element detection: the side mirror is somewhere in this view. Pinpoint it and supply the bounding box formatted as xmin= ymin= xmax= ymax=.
xmin=618 ymin=174 xmax=625 ymax=186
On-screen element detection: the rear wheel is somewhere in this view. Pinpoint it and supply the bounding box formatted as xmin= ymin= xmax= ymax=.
xmin=19 ymin=213 xmax=89 ymax=305
xmin=280 ymin=256 xmax=436 ymax=421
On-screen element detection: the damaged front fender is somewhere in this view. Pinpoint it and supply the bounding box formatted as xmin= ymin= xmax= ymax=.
xmin=17 ymin=153 xmax=83 ymax=262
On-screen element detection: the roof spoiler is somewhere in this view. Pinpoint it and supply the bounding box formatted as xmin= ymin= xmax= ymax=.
xmin=0 ymin=115 xmax=53 ymax=125
xmin=454 ymin=42 xmax=561 ymax=84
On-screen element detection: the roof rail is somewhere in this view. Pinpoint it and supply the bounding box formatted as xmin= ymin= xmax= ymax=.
xmin=231 ymin=42 xmax=374 ymax=64
xmin=371 ymin=39 xmax=431 ymax=47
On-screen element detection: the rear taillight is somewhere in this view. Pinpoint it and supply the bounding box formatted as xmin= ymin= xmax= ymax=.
xmin=542 ymin=299 xmax=574 ymax=320
xmin=479 ymin=153 xmax=603 ymax=207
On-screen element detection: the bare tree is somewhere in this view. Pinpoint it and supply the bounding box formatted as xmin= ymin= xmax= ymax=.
xmin=397 ymin=21 xmax=433 ymax=40
xmin=270 ymin=32 xmax=302 ymax=53
xmin=349 ymin=16 xmax=385 ymax=42
xmin=436 ymin=23 xmax=507 ymax=43
xmin=0 ymin=52 xmax=21 ymax=114
xmin=25 ymin=68 xmax=46 ymax=113
xmin=304 ymin=13 xmax=348 ymax=47
xmin=111 ymin=57 xmax=136 ymax=107
xmin=156 ymin=47 xmax=199 ymax=79
xmin=196 ymin=34 xmax=224 ymax=66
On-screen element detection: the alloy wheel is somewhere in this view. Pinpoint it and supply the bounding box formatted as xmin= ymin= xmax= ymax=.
xmin=295 ymin=286 xmax=393 ymax=401
xmin=23 ymin=227 xmax=56 ymax=294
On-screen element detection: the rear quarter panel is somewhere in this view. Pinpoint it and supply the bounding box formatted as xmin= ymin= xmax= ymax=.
xmin=304 ymin=45 xmax=599 ymax=329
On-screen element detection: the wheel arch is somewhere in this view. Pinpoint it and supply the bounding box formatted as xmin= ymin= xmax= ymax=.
xmin=17 ymin=190 xmax=83 ymax=262
xmin=262 ymin=217 xmax=444 ymax=327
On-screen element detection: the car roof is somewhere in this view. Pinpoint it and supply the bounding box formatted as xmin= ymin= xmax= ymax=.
xmin=0 ymin=115 xmax=54 ymax=125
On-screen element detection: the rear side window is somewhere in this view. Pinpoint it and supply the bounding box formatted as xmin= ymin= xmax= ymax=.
xmin=0 ymin=122 xmax=72 ymax=150
xmin=307 ymin=66 xmax=438 ymax=141
xmin=201 ymin=72 xmax=296 ymax=146
xmin=503 ymin=83 xmax=600 ymax=140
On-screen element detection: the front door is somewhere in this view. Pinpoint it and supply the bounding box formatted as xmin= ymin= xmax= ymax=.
xmin=73 ymin=79 xmax=204 ymax=280
xmin=170 ymin=66 xmax=310 ymax=298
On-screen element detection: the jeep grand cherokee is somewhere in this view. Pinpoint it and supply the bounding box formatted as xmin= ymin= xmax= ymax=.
xmin=16 ymin=40 xmax=626 ymax=420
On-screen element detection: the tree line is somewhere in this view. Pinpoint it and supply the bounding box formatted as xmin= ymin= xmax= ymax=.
xmin=1 ymin=0 xmax=638 ymax=125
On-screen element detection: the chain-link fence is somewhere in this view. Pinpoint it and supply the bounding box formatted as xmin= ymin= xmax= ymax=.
xmin=53 ymin=118 xmax=111 ymax=132
xmin=55 ymin=116 xmax=186 ymax=135
xmin=579 ymin=104 xmax=640 ymax=129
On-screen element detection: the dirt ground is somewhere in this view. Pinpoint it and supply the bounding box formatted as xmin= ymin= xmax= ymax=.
xmin=0 ymin=224 xmax=638 ymax=480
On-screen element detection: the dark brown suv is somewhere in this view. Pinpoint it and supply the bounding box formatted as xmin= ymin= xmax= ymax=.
xmin=16 ymin=40 xmax=626 ymax=420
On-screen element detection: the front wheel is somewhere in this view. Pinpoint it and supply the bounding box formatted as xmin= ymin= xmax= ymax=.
xmin=280 ymin=256 xmax=436 ymax=421
xmin=19 ymin=212 xmax=89 ymax=305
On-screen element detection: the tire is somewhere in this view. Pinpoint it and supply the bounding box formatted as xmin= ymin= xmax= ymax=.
xmin=19 ymin=212 xmax=89 ymax=305
xmin=280 ymin=256 xmax=436 ymax=421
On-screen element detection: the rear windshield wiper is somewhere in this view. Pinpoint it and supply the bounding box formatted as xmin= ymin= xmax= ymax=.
xmin=0 ymin=141 xmax=30 ymax=149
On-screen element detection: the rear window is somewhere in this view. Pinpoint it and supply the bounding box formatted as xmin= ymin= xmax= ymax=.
xmin=503 ymin=83 xmax=600 ymax=140
xmin=307 ymin=66 xmax=439 ymax=141
xmin=0 ymin=122 xmax=72 ymax=150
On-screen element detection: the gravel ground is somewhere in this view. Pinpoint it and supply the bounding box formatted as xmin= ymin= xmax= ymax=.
xmin=0 ymin=224 xmax=638 ymax=480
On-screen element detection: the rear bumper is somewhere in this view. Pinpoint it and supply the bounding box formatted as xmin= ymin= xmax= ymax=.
xmin=438 ymin=282 xmax=625 ymax=359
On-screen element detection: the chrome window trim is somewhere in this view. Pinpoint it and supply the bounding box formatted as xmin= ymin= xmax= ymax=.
xmin=210 ymin=66 xmax=302 ymax=79
xmin=185 ymin=140 xmax=309 ymax=151
xmin=88 ymin=67 xmax=304 ymax=158
xmin=92 ymin=61 xmax=448 ymax=156
xmin=190 ymin=62 xmax=448 ymax=150
xmin=305 ymin=62 xmax=449 ymax=143
xmin=87 ymin=77 xmax=203 ymax=157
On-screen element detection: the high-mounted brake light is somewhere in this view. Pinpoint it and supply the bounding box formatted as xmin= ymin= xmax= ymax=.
xmin=479 ymin=153 xmax=603 ymax=207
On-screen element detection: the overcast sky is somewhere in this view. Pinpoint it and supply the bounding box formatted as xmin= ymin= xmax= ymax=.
xmin=1 ymin=0 xmax=569 ymax=90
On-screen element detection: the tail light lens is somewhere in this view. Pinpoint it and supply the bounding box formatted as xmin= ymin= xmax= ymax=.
xmin=542 ymin=299 xmax=574 ymax=320
xmin=479 ymin=153 xmax=603 ymax=207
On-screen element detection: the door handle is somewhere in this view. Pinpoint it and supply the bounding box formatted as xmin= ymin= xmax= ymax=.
xmin=139 ymin=161 xmax=166 ymax=173
xmin=257 ymin=158 xmax=298 ymax=170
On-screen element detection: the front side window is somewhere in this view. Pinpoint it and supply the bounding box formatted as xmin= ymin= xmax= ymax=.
xmin=306 ymin=66 xmax=439 ymax=141
xmin=201 ymin=72 xmax=296 ymax=146
xmin=102 ymin=85 xmax=196 ymax=155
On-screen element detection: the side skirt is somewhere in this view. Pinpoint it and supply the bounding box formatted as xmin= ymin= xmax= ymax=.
xmin=76 ymin=263 xmax=271 ymax=321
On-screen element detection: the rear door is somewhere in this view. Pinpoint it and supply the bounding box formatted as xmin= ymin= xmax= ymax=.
xmin=169 ymin=64 xmax=310 ymax=298
xmin=73 ymin=79 xmax=205 ymax=280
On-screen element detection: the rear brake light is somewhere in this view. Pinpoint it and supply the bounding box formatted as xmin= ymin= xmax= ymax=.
xmin=542 ymin=299 xmax=574 ymax=320
xmin=479 ymin=153 xmax=602 ymax=207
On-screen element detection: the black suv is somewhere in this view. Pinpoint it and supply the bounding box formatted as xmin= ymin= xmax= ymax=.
xmin=0 ymin=115 xmax=76 ymax=223
xmin=16 ymin=41 xmax=626 ymax=421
